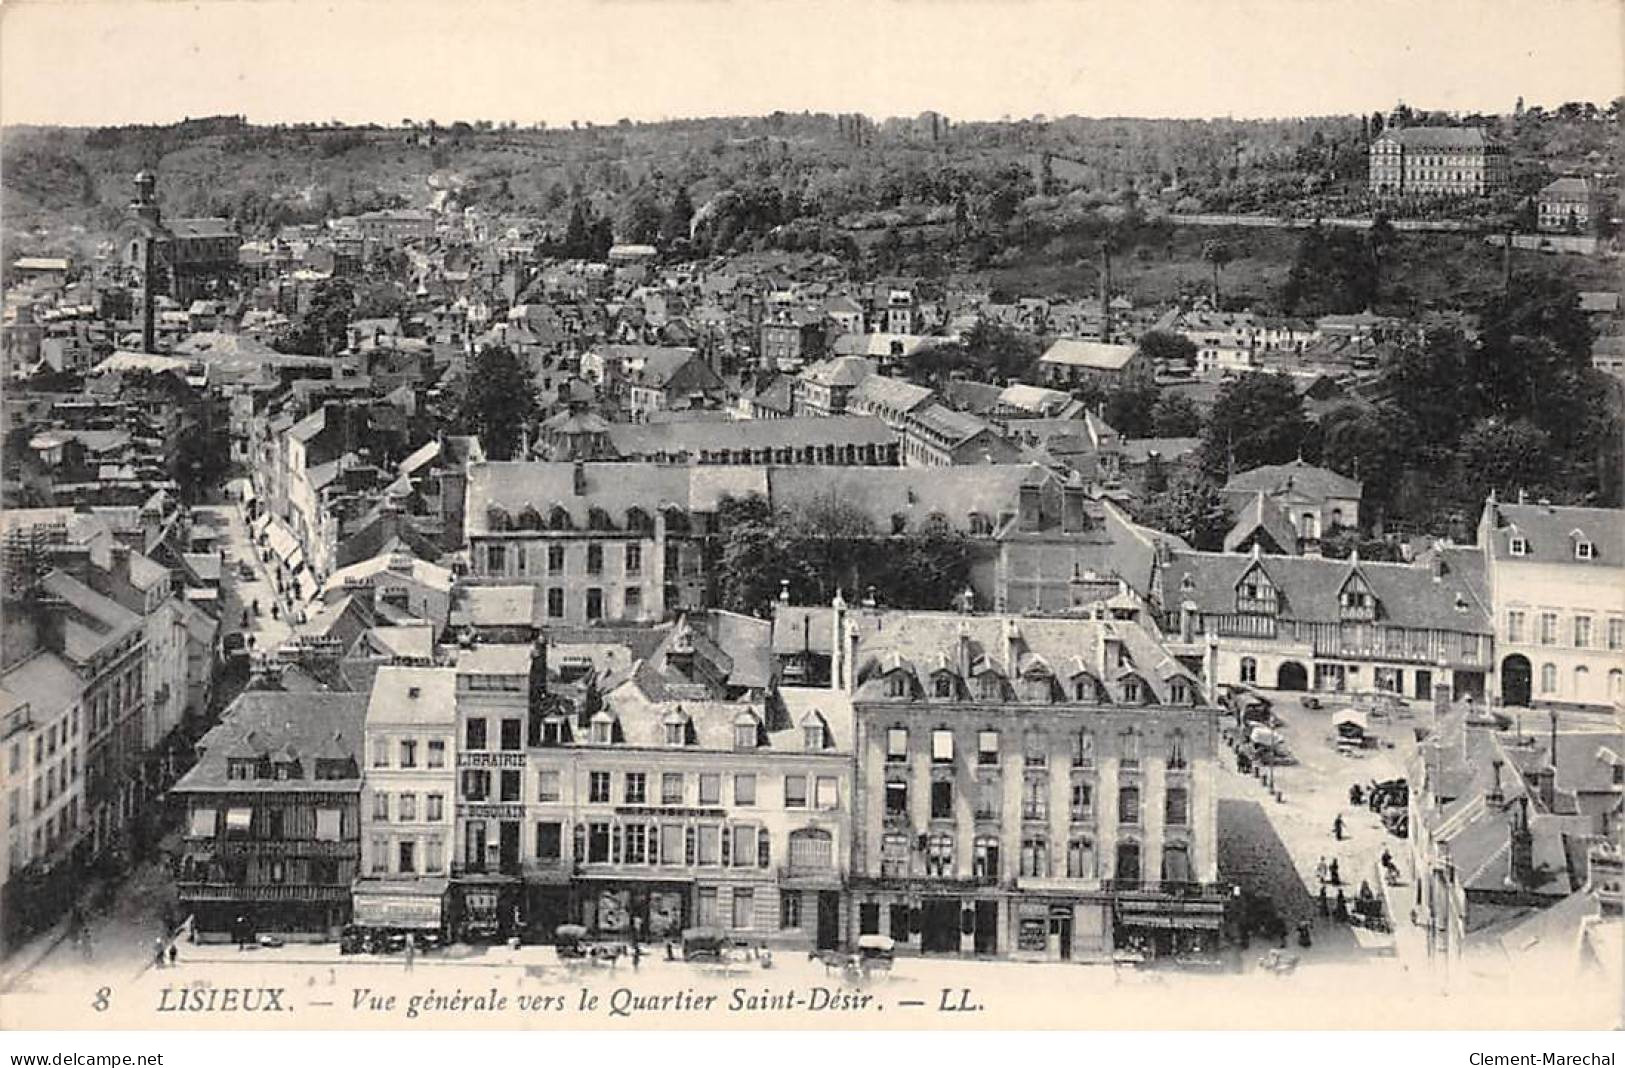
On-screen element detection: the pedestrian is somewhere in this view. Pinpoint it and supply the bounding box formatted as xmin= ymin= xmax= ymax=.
xmin=168 ymin=943 xmax=178 ymax=968
xmin=1328 ymin=858 xmax=1341 ymax=886
xmin=1317 ymin=885 xmax=1329 ymax=919
xmin=630 ymin=938 xmax=642 ymax=972
xmin=1334 ymin=889 xmax=1349 ymax=922
xmin=1332 ymin=814 xmax=1344 ymax=841
xmin=1381 ymin=846 xmax=1394 ymax=872
xmin=1315 ymin=856 xmax=1329 ymax=884
xmin=154 ymin=936 xmax=166 ymax=969
xmin=404 ymin=933 xmax=415 ymax=972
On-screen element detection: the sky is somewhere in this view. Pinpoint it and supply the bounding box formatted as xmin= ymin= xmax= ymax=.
xmin=1 ymin=0 xmax=1622 ymax=128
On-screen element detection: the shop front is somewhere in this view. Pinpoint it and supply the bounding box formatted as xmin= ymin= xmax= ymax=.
xmin=450 ymin=874 xmax=522 ymax=943
xmin=1009 ymin=898 xmax=1111 ymax=961
xmin=1113 ymin=896 xmax=1226 ymax=958
xmin=849 ymin=879 xmax=1002 ymax=957
xmin=575 ymin=878 xmax=691 ymax=942
xmin=351 ymin=877 xmax=449 ymax=935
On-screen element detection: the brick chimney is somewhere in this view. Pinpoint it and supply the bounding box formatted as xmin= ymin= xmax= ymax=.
xmin=1017 ymin=480 xmax=1043 ymax=533
xmin=1486 ymin=758 xmax=1504 ymax=806
xmin=1061 ymin=471 xmax=1088 ymax=533
xmin=1098 ymin=243 xmax=1112 ymax=342
xmin=572 ymin=461 xmax=587 ymax=497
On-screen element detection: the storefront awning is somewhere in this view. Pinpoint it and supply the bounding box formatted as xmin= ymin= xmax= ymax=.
xmin=265 ymin=520 xmax=299 ymax=562
xmin=352 ymin=878 xmax=449 ymax=929
xmin=1117 ymin=913 xmax=1224 ymax=930
xmin=250 ymin=514 xmax=270 ymax=538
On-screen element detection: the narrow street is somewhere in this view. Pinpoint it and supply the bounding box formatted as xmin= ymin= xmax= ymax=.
xmin=194 ymin=502 xmax=295 ymax=653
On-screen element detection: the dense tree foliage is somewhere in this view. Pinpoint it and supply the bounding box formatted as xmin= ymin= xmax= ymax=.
xmin=714 ymin=493 xmax=975 ymax=615
xmin=458 ymin=345 xmax=539 ymax=461
xmin=903 ymin=322 xmax=1042 ymax=386
xmin=272 ymin=277 xmax=355 ymax=356
xmin=1199 ymin=373 xmax=1315 ymax=479
xmin=1137 ymin=469 xmax=1232 ymax=551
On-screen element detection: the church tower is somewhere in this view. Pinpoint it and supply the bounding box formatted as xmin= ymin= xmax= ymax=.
xmin=130 ymin=171 xmax=162 ymax=352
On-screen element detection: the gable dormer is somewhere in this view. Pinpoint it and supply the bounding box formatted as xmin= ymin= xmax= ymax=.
xmin=1337 ymin=564 xmax=1377 ymax=621
xmin=1570 ymin=528 xmax=1595 ymax=561
xmin=588 ymin=708 xmax=620 ymax=745
xmin=732 ymin=708 xmax=764 ymax=750
xmin=661 ymin=706 xmax=693 ymax=747
xmin=799 ymin=709 xmax=831 ymax=751
xmin=1235 ymin=558 xmax=1279 ymax=616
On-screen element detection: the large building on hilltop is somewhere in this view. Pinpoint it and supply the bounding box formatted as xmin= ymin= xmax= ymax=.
xmin=1369 ymin=122 xmax=1508 ymax=198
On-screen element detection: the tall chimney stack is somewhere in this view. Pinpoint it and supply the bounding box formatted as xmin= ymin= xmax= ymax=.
xmin=1099 ymin=243 xmax=1112 ymax=342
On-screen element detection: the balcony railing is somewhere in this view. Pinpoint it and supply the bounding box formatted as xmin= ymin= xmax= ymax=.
xmin=200 ymin=839 xmax=356 ymax=857
xmin=177 ymin=882 xmax=349 ymax=902
xmin=1102 ymin=879 xmax=1226 ymax=898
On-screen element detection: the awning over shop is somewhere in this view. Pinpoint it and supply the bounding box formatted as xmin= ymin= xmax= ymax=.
xmin=1117 ymin=913 xmax=1224 ymax=930
xmin=250 ymin=514 xmax=270 ymax=539
xmin=352 ymin=878 xmax=449 ymax=930
xmin=265 ymin=519 xmax=299 ymax=562
xmin=284 ymin=547 xmax=306 ymax=574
